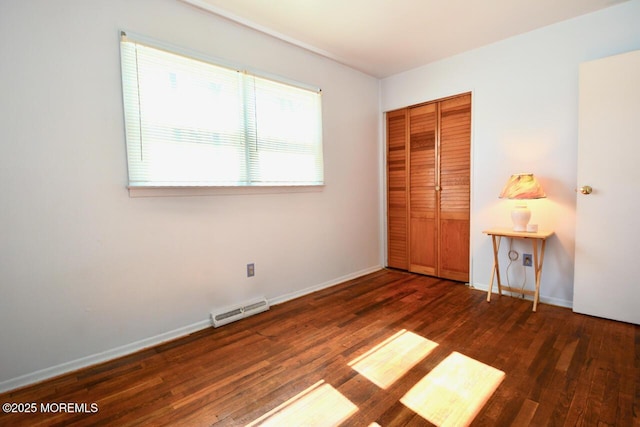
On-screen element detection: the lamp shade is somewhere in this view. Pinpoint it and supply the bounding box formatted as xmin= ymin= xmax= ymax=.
xmin=499 ymin=173 xmax=546 ymax=232
xmin=499 ymin=173 xmax=546 ymax=200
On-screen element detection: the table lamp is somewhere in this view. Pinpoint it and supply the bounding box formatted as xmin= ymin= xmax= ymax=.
xmin=499 ymin=173 xmax=546 ymax=232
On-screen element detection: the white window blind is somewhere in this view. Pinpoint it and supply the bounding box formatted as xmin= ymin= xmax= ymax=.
xmin=120 ymin=33 xmax=324 ymax=187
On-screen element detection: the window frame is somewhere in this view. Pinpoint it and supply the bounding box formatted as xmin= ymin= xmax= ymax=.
xmin=119 ymin=31 xmax=325 ymax=196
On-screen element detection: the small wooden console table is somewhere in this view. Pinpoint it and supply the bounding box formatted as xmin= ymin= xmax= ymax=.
xmin=483 ymin=228 xmax=554 ymax=312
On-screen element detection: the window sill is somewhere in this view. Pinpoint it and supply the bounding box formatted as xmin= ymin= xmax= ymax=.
xmin=127 ymin=184 xmax=325 ymax=198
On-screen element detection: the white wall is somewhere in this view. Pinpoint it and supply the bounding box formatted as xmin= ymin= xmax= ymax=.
xmin=0 ymin=0 xmax=381 ymax=390
xmin=381 ymin=1 xmax=640 ymax=306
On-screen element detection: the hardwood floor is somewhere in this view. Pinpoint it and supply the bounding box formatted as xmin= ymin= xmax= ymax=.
xmin=1 ymin=269 xmax=638 ymax=426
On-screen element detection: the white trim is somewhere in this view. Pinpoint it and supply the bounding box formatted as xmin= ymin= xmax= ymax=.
xmin=128 ymin=184 xmax=325 ymax=198
xmin=269 ymin=265 xmax=383 ymax=306
xmin=0 ymin=319 xmax=211 ymax=393
xmin=379 ymin=86 xmax=388 ymax=268
xmin=470 ymin=282 xmax=573 ymax=309
xmin=468 ymin=89 xmax=476 ymax=287
xmin=0 ymin=266 xmax=382 ymax=393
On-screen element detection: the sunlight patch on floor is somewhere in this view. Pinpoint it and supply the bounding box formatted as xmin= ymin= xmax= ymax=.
xmin=400 ymin=351 xmax=505 ymax=427
xmin=246 ymin=380 xmax=357 ymax=427
xmin=348 ymin=329 xmax=438 ymax=389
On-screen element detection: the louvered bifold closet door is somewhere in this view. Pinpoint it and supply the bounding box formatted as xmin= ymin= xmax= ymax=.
xmin=408 ymin=103 xmax=438 ymax=275
xmin=438 ymin=94 xmax=471 ymax=282
xmin=386 ymin=93 xmax=470 ymax=279
xmin=386 ymin=109 xmax=409 ymax=270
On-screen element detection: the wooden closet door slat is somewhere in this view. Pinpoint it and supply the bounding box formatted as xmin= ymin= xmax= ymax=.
xmin=409 ymin=103 xmax=437 ymax=275
xmin=439 ymin=94 xmax=471 ymax=282
xmin=386 ymin=109 xmax=408 ymax=269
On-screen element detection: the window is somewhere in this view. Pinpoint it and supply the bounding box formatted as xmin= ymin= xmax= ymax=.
xmin=119 ymin=32 xmax=324 ymax=188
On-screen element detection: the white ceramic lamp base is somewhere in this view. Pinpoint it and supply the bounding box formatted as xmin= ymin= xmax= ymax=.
xmin=511 ymin=204 xmax=531 ymax=232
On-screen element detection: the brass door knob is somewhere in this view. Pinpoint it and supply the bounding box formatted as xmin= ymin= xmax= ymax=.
xmin=579 ymin=185 xmax=593 ymax=195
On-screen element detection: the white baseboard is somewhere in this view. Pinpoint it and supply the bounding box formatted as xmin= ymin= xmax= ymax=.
xmin=469 ymin=282 xmax=573 ymax=309
xmin=0 ymin=265 xmax=383 ymax=394
xmin=269 ymin=265 xmax=383 ymax=306
xmin=0 ymin=319 xmax=212 ymax=394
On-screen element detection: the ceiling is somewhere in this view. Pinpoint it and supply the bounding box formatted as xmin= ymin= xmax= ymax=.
xmin=181 ymin=0 xmax=629 ymax=78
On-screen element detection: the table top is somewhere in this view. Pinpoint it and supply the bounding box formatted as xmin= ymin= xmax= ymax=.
xmin=483 ymin=227 xmax=554 ymax=239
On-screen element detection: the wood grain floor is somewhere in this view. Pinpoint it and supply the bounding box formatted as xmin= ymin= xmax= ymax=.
xmin=1 ymin=269 xmax=638 ymax=426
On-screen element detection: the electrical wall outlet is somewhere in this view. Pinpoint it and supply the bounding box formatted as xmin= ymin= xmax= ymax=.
xmin=523 ymin=254 xmax=532 ymax=267
xmin=247 ymin=263 xmax=255 ymax=277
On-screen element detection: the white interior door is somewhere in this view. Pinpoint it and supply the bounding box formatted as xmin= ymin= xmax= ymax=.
xmin=574 ymin=50 xmax=640 ymax=325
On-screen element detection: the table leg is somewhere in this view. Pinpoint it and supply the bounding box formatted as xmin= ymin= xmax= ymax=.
xmin=488 ymin=235 xmax=502 ymax=302
xmin=531 ymin=239 xmax=541 ymax=312
xmin=531 ymin=238 xmax=547 ymax=312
